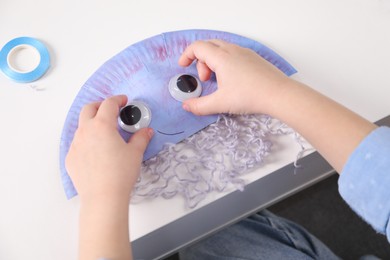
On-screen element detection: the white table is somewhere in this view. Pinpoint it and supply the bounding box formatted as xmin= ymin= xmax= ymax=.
xmin=1 ymin=1 xmax=389 ymax=259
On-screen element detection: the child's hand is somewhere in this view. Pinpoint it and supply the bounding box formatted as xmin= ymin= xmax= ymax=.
xmin=180 ymin=40 xmax=376 ymax=174
xmin=65 ymin=95 xmax=153 ymax=205
xmin=179 ymin=39 xmax=292 ymax=116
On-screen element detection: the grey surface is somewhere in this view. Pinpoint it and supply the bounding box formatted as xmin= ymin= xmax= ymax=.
xmin=133 ymin=115 xmax=390 ymax=260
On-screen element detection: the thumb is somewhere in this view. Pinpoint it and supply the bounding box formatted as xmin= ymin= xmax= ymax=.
xmin=128 ymin=128 xmax=154 ymax=154
xmin=183 ymin=92 xmax=222 ymax=116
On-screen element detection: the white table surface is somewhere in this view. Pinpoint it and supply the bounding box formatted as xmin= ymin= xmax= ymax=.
xmin=1 ymin=0 xmax=390 ymax=259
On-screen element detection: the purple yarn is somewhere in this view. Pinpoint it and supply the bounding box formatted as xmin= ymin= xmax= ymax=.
xmin=132 ymin=114 xmax=307 ymax=208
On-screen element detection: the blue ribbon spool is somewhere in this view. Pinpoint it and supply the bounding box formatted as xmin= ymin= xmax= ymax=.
xmin=0 ymin=37 xmax=50 ymax=83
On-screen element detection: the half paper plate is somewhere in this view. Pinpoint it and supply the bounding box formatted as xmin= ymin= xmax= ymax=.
xmin=59 ymin=29 xmax=297 ymax=199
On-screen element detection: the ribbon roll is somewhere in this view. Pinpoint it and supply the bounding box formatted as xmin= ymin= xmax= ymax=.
xmin=0 ymin=37 xmax=50 ymax=83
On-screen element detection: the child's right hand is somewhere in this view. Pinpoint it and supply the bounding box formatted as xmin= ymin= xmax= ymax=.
xmin=178 ymin=39 xmax=293 ymax=116
xmin=179 ymin=39 xmax=376 ymax=174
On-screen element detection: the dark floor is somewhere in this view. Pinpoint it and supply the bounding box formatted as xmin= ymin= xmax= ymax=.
xmin=270 ymin=174 xmax=390 ymax=259
xmin=164 ymin=174 xmax=390 ymax=260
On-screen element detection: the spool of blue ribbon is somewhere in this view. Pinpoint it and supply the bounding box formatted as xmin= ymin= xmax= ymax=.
xmin=0 ymin=37 xmax=50 ymax=83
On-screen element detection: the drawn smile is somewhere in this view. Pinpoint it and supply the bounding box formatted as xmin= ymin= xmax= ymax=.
xmin=157 ymin=130 xmax=185 ymax=136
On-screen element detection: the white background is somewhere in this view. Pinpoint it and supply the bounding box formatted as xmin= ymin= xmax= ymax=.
xmin=1 ymin=0 xmax=389 ymax=259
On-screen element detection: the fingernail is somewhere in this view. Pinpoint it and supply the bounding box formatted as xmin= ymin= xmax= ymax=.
xmin=183 ymin=103 xmax=190 ymax=112
xmin=148 ymin=128 xmax=154 ymax=138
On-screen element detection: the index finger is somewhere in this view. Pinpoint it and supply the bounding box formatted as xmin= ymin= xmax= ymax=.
xmin=178 ymin=40 xmax=225 ymax=72
xmin=78 ymin=101 xmax=102 ymax=126
xmin=96 ymin=95 xmax=128 ymax=125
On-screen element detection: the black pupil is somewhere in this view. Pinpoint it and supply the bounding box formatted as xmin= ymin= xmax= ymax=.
xmin=120 ymin=105 xmax=141 ymax=125
xmin=177 ymin=75 xmax=197 ymax=93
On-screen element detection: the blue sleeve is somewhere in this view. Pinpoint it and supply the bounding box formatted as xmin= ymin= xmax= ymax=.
xmin=338 ymin=126 xmax=390 ymax=242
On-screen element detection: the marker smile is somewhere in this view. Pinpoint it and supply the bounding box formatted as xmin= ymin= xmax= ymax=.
xmin=157 ymin=130 xmax=185 ymax=136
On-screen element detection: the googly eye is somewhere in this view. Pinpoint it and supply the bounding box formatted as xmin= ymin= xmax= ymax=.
xmin=168 ymin=74 xmax=202 ymax=102
xmin=118 ymin=100 xmax=152 ymax=133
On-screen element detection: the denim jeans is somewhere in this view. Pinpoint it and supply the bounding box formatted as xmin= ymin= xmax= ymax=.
xmin=179 ymin=210 xmax=340 ymax=260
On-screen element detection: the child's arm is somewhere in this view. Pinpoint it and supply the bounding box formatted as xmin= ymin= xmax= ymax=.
xmin=179 ymin=40 xmax=376 ymax=173
xmin=65 ymin=95 xmax=153 ymax=260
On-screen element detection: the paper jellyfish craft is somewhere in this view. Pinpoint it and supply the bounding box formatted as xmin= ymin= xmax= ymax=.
xmin=59 ymin=29 xmax=298 ymax=206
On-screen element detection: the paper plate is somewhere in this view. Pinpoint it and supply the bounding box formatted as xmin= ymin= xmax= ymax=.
xmin=59 ymin=29 xmax=297 ymax=199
